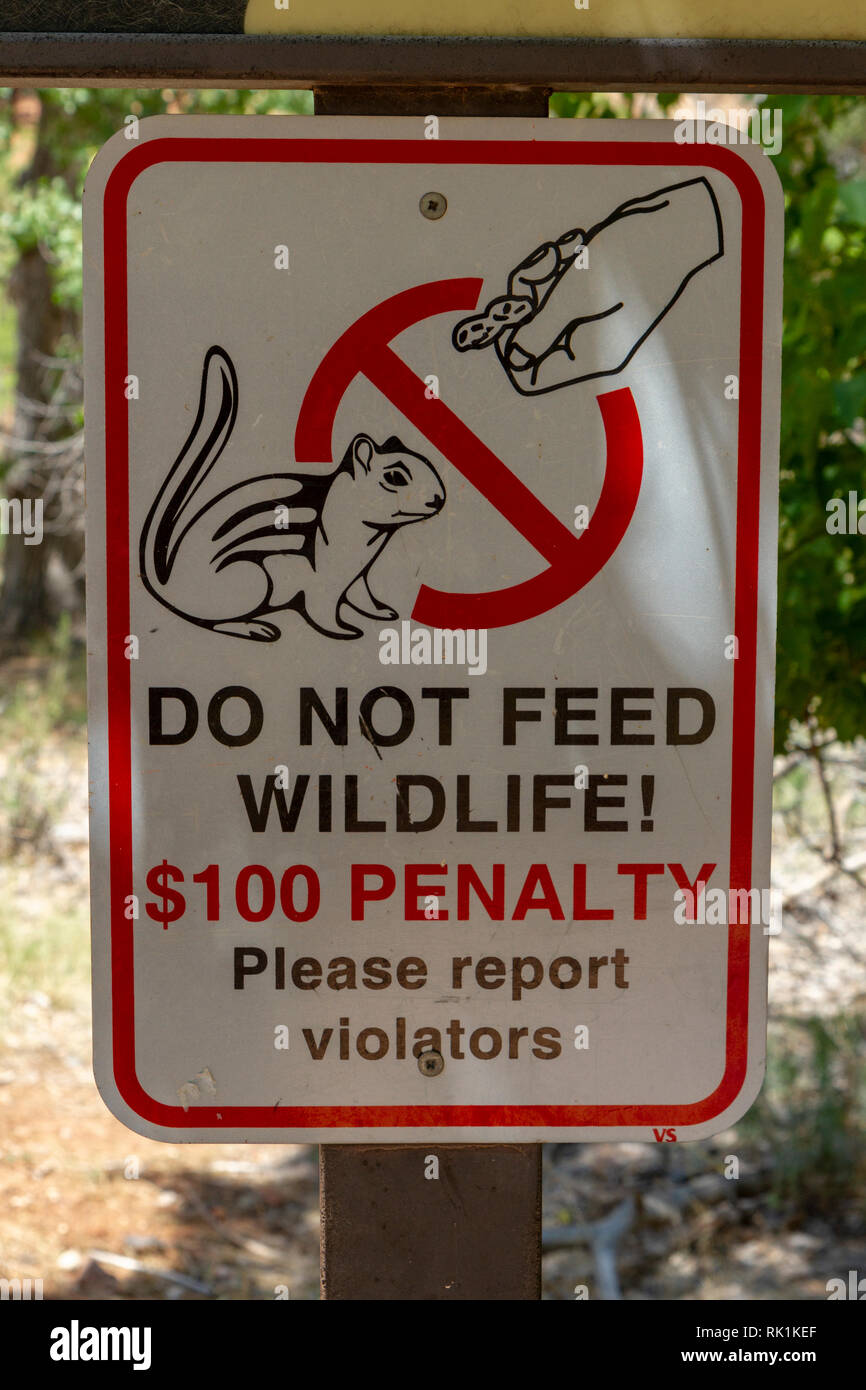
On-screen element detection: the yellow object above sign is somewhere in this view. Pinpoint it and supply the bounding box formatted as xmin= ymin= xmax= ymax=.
xmin=245 ymin=0 xmax=866 ymax=42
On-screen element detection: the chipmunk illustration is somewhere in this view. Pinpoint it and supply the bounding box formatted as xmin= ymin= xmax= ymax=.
xmin=139 ymin=347 xmax=446 ymax=640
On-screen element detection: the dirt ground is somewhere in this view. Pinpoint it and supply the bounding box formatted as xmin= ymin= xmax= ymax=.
xmin=1 ymin=1047 xmax=321 ymax=1301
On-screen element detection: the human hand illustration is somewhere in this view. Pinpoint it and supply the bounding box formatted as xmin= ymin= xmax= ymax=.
xmin=452 ymin=178 xmax=724 ymax=396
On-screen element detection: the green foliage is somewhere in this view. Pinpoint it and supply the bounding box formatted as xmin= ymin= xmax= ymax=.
xmin=0 ymin=617 xmax=89 ymax=1014
xmin=0 ymin=296 xmax=15 ymax=421
xmin=550 ymin=92 xmax=623 ymax=120
xmin=0 ymin=895 xmax=90 ymax=1014
xmin=0 ymin=616 xmax=86 ymax=856
xmin=0 ymin=613 xmax=87 ymax=731
xmin=770 ymin=97 xmax=866 ymax=747
xmin=744 ymin=1013 xmax=866 ymax=1214
xmin=0 ymin=176 xmax=82 ymax=306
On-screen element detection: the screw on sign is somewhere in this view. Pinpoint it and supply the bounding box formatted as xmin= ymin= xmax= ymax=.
xmin=420 ymin=192 xmax=447 ymax=220
xmin=85 ymin=119 xmax=782 ymax=1144
xmin=418 ymin=1051 xmax=445 ymax=1077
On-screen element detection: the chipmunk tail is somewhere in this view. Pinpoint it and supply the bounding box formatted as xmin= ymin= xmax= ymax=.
xmin=140 ymin=346 xmax=239 ymax=596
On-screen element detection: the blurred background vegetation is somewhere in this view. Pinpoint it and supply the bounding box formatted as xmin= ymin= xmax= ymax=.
xmin=0 ymin=88 xmax=863 ymax=1299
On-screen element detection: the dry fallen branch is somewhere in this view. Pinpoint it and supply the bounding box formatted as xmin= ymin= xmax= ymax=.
xmin=542 ymin=1196 xmax=636 ymax=1300
xmin=87 ymin=1249 xmax=212 ymax=1295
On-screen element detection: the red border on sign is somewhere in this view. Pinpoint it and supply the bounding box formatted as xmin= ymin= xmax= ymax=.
xmin=102 ymin=137 xmax=766 ymax=1131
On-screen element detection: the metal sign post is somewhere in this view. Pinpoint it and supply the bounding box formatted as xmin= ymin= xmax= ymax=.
xmin=321 ymin=1143 xmax=541 ymax=1299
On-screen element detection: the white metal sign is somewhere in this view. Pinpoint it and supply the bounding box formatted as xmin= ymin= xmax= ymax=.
xmin=85 ymin=116 xmax=782 ymax=1142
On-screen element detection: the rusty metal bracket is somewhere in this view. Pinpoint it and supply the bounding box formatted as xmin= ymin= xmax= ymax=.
xmin=0 ymin=34 xmax=865 ymax=93
xmin=313 ymin=84 xmax=551 ymax=118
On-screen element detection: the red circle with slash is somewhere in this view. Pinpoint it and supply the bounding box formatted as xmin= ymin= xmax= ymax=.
xmin=295 ymin=277 xmax=643 ymax=630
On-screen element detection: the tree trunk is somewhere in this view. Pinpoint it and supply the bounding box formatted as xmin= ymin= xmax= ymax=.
xmin=0 ymin=250 xmax=60 ymax=637
xmin=0 ymin=91 xmax=70 ymax=641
